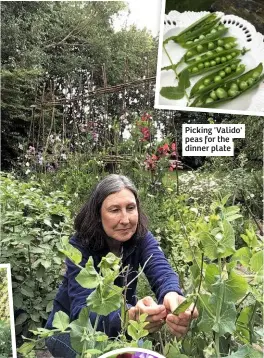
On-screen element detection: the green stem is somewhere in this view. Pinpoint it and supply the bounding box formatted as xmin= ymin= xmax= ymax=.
xmin=174 ymin=206 xmax=201 ymax=270
xmin=163 ymin=44 xmax=179 ymax=81
xmin=214 ymin=258 xmax=224 ymax=358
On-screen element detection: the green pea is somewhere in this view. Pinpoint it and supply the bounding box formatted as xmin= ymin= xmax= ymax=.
xmin=231 ymin=64 xmax=237 ymax=70
xmin=225 ymin=67 xmax=232 ymax=74
xmin=194 ymin=38 xmax=199 ymax=42
xmin=239 ymin=81 xmax=248 ymax=90
xmin=207 ymin=51 xmax=214 ymax=57
xmin=186 ymin=40 xmax=193 ymax=45
xmin=214 ymin=75 xmax=222 ymax=82
xmin=231 ymin=52 xmax=237 ymax=57
xmin=205 ymin=97 xmax=214 ymax=104
xmin=210 ymin=60 xmax=216 ymax=66
xmin=204 ymin=78 xmax=211 ymax=85
xmin=229 ymin=42 xmax=235 ymax=48
xmin=218 ymin=25 xmax=225 ymax=31
xmin=199 ymin=34 xmax=205 ymax=40
xmin=216 ymin=46 xmax=224 ymax=53
xmin=237 ymin=64 xmax=245 ymax=72
xmin=224 ymin=43 xmax=231 ymax=50
xmin=215 ymin=57 xmax=221 ymax=64
xmin=211 ymin=28 xmax=217 ymax=34
xmin=192 ymin=66 xmax=199 ymax=73
xmin=230 ymin=83 xmax=239 ymax=91
xmin=219 ymin=70 xmax=226 ymax=78
xmin=221 ymin=56 xmax=227 ymax=63
xmin=208 ymin=42 xmax=215 ymax=50
xmin=199 ymin=84 xmax=205 ymax=90
xmin=247 ymin=78 xmax=255 ymax=86
xmin=195 ymin=56 xmax=202 ymax=62
xmin=226 ymin=55 xmax=232 ymax=61
xmin=197 ymin=45 xmax=204 ymax=53
xmin=186 ymin=51 xmax=193 ymax=58
xmin=217 ymin=39 xmax=224 ymax=46
xmin=228 ymin=89 xmax=240 ymax=97
xmin=204 ymin=61 xmax=210 ymax=67
xmin=210 ymin=90 xmax=217 ymax=100
xmin=198 ymin=63 xmax=204 ymax=69
xmin=252 ymin=71 xmax=260 ymax=79
xmin=216 ymin=88 xmax=228 ymax=99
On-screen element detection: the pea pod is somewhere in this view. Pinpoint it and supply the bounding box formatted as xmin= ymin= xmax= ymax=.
xmin=180 ymin=26 xmax=228 ymax=49
xmin=189 ymin=63 xmax=264 ymax=107
xmin=179 ymin=48 xmax=246 ymax=77
xmin=190 ymin=60 xmax=245 ymax=98
xmin=165 ymin=13 xmax=220 ymax=45
xmin=184 ymin=37 xmax=237 ymax=63
xmin=186 ymin=46 xmax=244 ymax=66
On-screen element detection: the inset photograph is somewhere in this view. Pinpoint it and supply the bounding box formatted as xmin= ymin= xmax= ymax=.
xmin=155 ymin=0 xmax=264 ymax=115
xmin=0 ymin=264 xmax=17 ymax=358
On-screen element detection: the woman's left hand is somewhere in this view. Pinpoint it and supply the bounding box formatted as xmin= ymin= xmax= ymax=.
xmin=163 ymin=292 xmax=199 ymax=338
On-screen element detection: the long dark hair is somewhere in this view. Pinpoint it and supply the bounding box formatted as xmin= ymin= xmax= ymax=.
xmin=74 ymin=174 xmax=148 ymax=250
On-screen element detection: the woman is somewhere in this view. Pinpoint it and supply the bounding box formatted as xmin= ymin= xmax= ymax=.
xmin=46 ymin=174 xmax=198 ymax=357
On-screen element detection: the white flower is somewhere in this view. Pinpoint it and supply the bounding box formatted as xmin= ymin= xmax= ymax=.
xmin=26 ymin=162 xmax=30 ymax=167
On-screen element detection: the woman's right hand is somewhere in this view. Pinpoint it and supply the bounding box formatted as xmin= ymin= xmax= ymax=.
xmin=128 ymin=296 xmax=166 ymax=333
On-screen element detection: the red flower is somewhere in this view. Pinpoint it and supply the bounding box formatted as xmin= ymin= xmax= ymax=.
xmin=163 ymin=143 xmax=169 ymax=152
xmin=171 ymin=142 xmax=176 ymax=151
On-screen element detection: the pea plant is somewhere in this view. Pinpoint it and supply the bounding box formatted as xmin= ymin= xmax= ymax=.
xmin=166 ymin=195 xmax=263 ymax=358
xmin=0 ymin=173 xmax=72 ymax=336
xmin=18 ymin=240 xmax=153 ymax=358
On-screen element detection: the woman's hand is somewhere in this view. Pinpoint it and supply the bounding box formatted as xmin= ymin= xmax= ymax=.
xmin=163 ymin=292 xmax=199 ymax=338
xmin=129 ymin=296 xmax=166 ymax=333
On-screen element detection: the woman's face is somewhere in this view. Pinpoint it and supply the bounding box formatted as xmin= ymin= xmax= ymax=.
xmin=100 ymin=188 xmax=139 ymax=243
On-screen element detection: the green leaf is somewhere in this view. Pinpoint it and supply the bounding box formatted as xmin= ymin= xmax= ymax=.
xmin=84 ymin=349 xmax=102 ymax=354
xmin=69 ymin=308 xmax=93 ymax=354
xmin=250 ymin=251 xmax=263 ymax=273
xmin=204 ymin=263 xmax=220 ymax=291
xmin=160 ymin=86 xmax=185 ymax=100
xmin=52 ymin=311 xmax=70 ymax=332
xmin=226 ymin=345 xmax=263 ymax=357
xmin=223 ymin=206 xmax=242 ymax=222
xmin=44 ymin=218 xmax=52 ymax=227
xmin=198 ymin=295 xmax=236 ymax=336
xmin=231 ymin=247 xmax=251 ymax=268
xmin=17 ymin=341 xmax=36 ymax=355
xmin=178 ymin=69 xmax=190 ymax=91
xmin=60 ymin=236 xmax=82 ymax=265
xmin=75 ymin=257 xmax=100 ymax=289
xmin=200 ymin=220 xmax=235 ymax=260
xmin=46 ymin=300 xmax=53 ymax=313
xmin=16 ymin=312 xmax=28 ymax=325
xmin=224 ymin=271 xmax=249 ymax=302
xmin=236 ymin=306 xmax=254 ymax=343
xmin=21 ymin=286 xmax=34 ymax=298
xmin=213 ymin=300 xmax=237 ymax=336
xmin=86 ymin=285 xmax=122 ymax=315
xmin=241 ymin=228 xmax=259 ymax=248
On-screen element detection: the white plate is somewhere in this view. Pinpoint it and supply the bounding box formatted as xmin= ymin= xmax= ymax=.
xmin=155 ymin=10 xmax=264 ymax=116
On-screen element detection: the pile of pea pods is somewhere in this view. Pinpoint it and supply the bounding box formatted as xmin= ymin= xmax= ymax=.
xmin=163 ymin=13 xmax=264 ymax=108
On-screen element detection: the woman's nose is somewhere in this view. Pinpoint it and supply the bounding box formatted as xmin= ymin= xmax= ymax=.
xmin=120 ymin=210 xmax=130 ymax=224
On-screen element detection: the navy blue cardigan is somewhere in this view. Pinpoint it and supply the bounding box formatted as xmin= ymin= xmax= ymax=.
xmin=46 ymin=231 xmax=182 ymax=337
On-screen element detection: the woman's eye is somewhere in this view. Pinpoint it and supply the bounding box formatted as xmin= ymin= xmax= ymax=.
xmin=128 ymin=206 xmax=135 ymax=211
xmin=110 ymin=208 xmax=119 ymax=213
